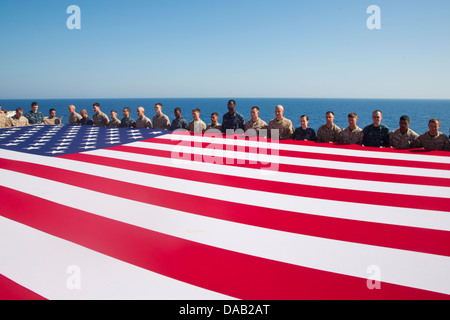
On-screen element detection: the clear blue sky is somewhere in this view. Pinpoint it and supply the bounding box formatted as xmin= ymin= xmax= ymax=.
xmin=1 ymin=0 xmax=449 ymax=99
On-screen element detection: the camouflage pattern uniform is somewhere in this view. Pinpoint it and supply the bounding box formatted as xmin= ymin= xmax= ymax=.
xmin=206 ymin=123 xmax=223 ymax=132
xmin=222 ymin=111 xmax=245 ymax=132
xmin=362 ymin=124 xmax=391 ymax=147
xmin=389 ymin=128 xmax=419 ymax=149
xmin=170 ymin=117 xmax=189 ymax=131
xmin=8 ymin=116 xmax=29 ymax=127
xmin=107 ymin=118 xmax=121 ymax=128
xmin=0 ymin=113 xmax=11 ymax=128
xmin=268 ymin=117 xmax=294 ymax=140
xmin=43 ymin=117 xmax=62 ymax=125
xmin=317 ymin=124 xmax=342 ymax=143
xmin=135 ymin=115 xmax=153 ymax=129
xmin=415 ymin=132 xmax=450 ymax=151
xmin=152 ymin=113 xmax=170 ymax=130
xmin=244 ymin=118 xmax=268 ymax=134
xmin=69 ymin=113 xmax=83 ymax=125
xmin=25 ymin=111 xmax=44 ymax=125
xmin=189 ymin=119 xmax=207 ymax=133
xmin=93 ymin=111 xmax=109 ymax=127
xmin=339 ymin=126 xmax=363 ymax=145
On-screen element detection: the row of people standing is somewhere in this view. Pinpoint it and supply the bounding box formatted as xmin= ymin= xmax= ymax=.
xmin=0 ymin=103 xmax=62 ymax=128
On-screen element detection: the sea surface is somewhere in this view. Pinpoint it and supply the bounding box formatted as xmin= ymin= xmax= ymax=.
xmin=1 ymin=98 xmax=449 ymax=136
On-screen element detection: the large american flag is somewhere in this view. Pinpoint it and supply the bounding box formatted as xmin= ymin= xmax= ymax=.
xmin=0 ymin=124 xmax=449 ymax=300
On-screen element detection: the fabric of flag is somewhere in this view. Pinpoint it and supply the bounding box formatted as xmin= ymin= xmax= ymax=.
xmin=0 ymin=124 xmax=449 ymax=300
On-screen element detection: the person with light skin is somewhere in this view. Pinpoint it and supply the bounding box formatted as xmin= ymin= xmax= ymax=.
xmin=8 ymin=108 xmax=29 ymax=127
xmin=0 ymin=105 xmax=11 ymax=128
xmin=107 ymin=110 xmax=121 ymax=128
xmin=244 ymin=106 xmax=268 ymax=136
xmin=25 ymin=102 xmax=44 ymax=125
xmin=268 ymin=105 xmax=294 ymax=140
xmin=189 ymin=108 xmax=206 ymax=133
xmin=44 ymin=109 xmax=62 ymax=125
xmin=415 ymin=118 xmax=450 ymax=151
xmin=206 ymin=112 xmax=223 ymax=131
xmin=92 ymin=103 xmax=109 ymax=127
xmin=362 ymin=110 xmax=390 ymax=148
xmin=80 ymin=109 xmax=94 ymax=125
xmin=293 ymin=115 xmax=316 ymax=141
xmin=68 ymin=105 xmax=82 ymax=125
xmin=135 ymin=106 xmax=153 ymax=129
xmin=120 ymin=107 xmax=136 ymax=128
xmin=338 ymin=112 xmax=363 ymax=145
xmin=389 ymin=115 xmax=419 ymax=149
xmin=317 ymin=111 xmax=341 ymax=143
xmin=152 ymin=103 xmax=170 ymax=130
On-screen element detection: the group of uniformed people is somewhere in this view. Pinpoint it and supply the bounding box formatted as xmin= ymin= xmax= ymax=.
xmin=1 ymin=100 xmax=449 ymax=151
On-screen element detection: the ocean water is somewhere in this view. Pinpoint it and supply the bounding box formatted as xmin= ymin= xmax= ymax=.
xmin=1 ymin=98 xmax=449 ymax=136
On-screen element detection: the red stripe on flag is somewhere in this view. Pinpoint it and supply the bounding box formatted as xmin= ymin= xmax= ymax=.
xmin=1 ymin=157 xmax=449 ymax=257
xmin=146 ymin=137 xmax=450 ymax=171
xmin=0 ymin=185 xmax=447 ymax=300
xmin=0 ymin=274 xmax=46 ymax=300
xmin=107 ymin=145 xmax=450 ymax=188
xmin=59 ymin=152 xmax=450 ymax=212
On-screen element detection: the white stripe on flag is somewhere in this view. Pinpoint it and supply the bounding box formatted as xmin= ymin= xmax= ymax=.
xmin=0 ymin=168 xmax=449 ymax=295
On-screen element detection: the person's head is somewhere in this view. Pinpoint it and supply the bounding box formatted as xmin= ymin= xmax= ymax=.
xmin=49 ymin=109 xmax=56 ymax=119
xmin=174 ymin=107 xmax=182 ymax=119
xmin=210 ymin=112 xmax=219 ymax=125
xmin=399 ymin=115 xmax=410 ymax=133
xmin=347 ymin=112 xmax=358 ymax=129
xmin=192 ymin=108 xmax=201 ymax=121
xmin=300 ymin=115 xmax=309 ymax=129
xmin=68 ymin=105 xmax=76 ymax=115
xmin=155 ymin=103 xmax=163 ymax=115
xmin=428 ymin=118 xmax=440 ymax=136
xmin=93 ymin=103 xmax=101 ymax=113
xmin=31 ymin=102 xmax=39 ymax=113
xmin=372 ymin=110 xmax=383 ymax=127
xmin=80 ymin=109 xmax=88 ymax=118
xmin=227 ymin=100 xmax=236 ymax=114
xmin=122 ymin=107 xmax=131 ymax=117
xmin=15 ymin=108 xmax=23 ymax=118
xmin=137 ymin=106 xmax=145 ymax=118
xmin=325 ymin=111 xmax=335 ymax=126
xmin=251 ymin=106 xmax=260 ymax=121
xmin=275 ymin=105 xmax=284 ymax=120
xmin=110 ymin=110 xmax=118 ymax=120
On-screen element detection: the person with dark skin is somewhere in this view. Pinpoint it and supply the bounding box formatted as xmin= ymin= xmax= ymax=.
xmin=222 ymin=100 xmax=245 ymax=133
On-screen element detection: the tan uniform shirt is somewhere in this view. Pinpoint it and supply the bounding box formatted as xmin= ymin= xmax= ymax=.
xmin=189 ymin=119 xmax=207 ymax=132
xmin=0 ymin=113 xmax=11 ymax=128
xmin=206 ymin=123 xmax=223 ymax=132
xmin=244 ymin=118 xmax=268 ymax=133
xmin=43 ymin=117 xmax=62 ymax=125
xmin=8 ymin=116 xmax=29 ymax=127
xmin=69 ymin=112 xmax=82 ymax=125
xmin=268 ymin=118 xmax=294 ymax=140
xmin=93 ymin=111 xmax=109 ymax=127
xmin=135 ymin=115 xmax=153 ymax=129
xmin=415 ymin=132 xmax=450 ymax=151
xmin=107 ymin=118 xmax=121 ymax=128
xmin=339 ymin=126 xmax=363 ymax=145
xmin=317 ymin=124 xmax=342 ymax=143
xmin=152 ymin=113 xmax=170 ymax=130
xmin=390 ymin=128 xmax=419 ymax=149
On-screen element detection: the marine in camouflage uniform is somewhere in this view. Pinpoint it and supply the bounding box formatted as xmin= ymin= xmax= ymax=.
xmin=268 ymin=105 xmax=294 ymax=140
xmin=415 ymin=118 xmax=450 ymax=151
xmin=389 ymin=115 xmax=419 ymax=149
xmin=317 ymin=111 xmax=341 ymax=143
